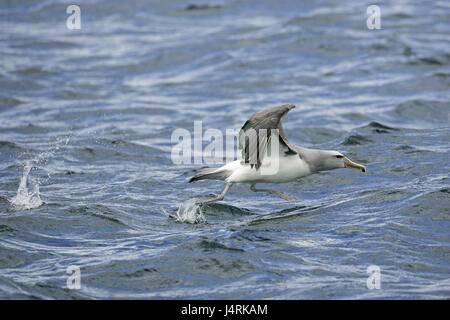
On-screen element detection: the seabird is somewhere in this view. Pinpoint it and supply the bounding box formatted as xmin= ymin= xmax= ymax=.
xmin=189 ymin=104 xmax=366 ymax=205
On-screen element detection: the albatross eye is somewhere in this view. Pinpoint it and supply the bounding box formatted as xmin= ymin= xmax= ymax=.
xmin=335 ymin=155 xmax=344 ymax=159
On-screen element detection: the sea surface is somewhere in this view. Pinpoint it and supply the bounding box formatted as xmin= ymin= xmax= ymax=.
xmin=0 ymin=0 xmax=449 ymax=299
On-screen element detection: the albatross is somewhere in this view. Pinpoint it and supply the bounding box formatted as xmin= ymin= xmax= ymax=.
xmin=189 ymin=104 xmax=366 ymax=205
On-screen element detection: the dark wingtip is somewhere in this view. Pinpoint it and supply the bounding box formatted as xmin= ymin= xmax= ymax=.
xmin=188 ymin=177 xmax=196 ymax=183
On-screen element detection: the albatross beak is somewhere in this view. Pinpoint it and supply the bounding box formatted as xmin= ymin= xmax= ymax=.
xmin=343 ymin=157 xmax=366 ymax=173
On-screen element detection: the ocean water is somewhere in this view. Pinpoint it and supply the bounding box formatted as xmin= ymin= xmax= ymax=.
xmin=0 ymin=0 xmax=449 ymax=299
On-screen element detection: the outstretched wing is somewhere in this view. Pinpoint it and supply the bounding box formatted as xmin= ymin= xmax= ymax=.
xmin=239 ymin=104 xmax=298 ymax=169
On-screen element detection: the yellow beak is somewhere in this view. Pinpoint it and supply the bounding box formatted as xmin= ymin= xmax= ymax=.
xmin=344 ymin=157 xmax=366 ymax=173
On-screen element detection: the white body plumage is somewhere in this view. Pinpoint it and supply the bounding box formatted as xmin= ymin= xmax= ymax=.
xmin=222 ymin=154 xmax=312 ymax=184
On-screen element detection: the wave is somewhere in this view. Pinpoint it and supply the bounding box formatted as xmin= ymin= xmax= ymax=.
xmin=393 ymin=99 xmax=450 ymax=124
xmin=341 ymin=134 xmax=374 ymax=146
xmin=0 ymin=141 xmax=27 ymax=153
xmin=408 ymin=54 xmax=450 ymax=66
xmin=361 ymin=121 xmax=400 ymax=133
xmin=183 ymin=4 xmax=222 ymax=12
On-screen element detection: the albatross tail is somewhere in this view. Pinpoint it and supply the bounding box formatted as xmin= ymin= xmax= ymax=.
xmin=188 ymin=167 xmax=231 ymax=183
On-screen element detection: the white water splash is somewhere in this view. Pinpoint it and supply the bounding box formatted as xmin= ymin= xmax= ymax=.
xmin=8 ymin=134 xmax=71 ymax=212
xmin=175 ymin=198 xmax=205 ymax=223
xmin=9 ymin=161 xmax=43 ymax=211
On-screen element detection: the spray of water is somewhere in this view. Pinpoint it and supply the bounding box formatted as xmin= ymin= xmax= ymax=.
xmin=9 ymin=134 xmax=71 ymax=211
xmin=33 ymin=135 xmax=71 ymax=185
xmin=9 ymin=161 xmax=43 ymax=211
xmin=176 ymin=199 xmax=205 ymax=223
xmin=161 ymin=198 xmax=204 ymax=224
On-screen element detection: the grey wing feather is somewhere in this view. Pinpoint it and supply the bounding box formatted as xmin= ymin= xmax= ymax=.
xmin=239 ymin=104 xmax=298 ymax=169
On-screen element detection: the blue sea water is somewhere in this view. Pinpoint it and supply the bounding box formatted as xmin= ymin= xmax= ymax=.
xmin=0 ymin=0 xmax=449 ymax=299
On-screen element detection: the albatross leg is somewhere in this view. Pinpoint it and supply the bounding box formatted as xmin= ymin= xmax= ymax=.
xmin=195 ymin=182 xmax=233 ymax=205
xmin=250 ymin=184 xmax=298 ymax=201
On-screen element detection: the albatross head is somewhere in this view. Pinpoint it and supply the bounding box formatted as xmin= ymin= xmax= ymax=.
xmin=311 ymin=150 xmax=366 ymax=173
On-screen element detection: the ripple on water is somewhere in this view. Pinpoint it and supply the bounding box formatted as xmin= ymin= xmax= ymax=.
xmin=393 ymin=100 xmax=450 ymax=125
xmin=407 ymin=53 xmax=450 ymax=67
xmin=341 ymin=134 xmax=374 ymax=146
xmin=361 ymin=121 xmax=400 ymax=134
xmin=0 ymin=141 xmax=29 ymax=153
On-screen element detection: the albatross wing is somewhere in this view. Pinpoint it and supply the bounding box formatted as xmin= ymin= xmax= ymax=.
xmin=239 ymin=104 xmax=298 ymax=169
